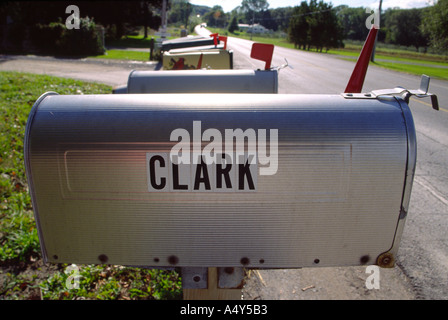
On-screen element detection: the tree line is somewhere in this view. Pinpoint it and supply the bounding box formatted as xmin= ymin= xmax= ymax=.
xmin=182 ymin=0 xmax=447 ymax=54
xmin=336 ymin=3 xmax=446 ymax=53
xmin=1 ymin=0 xmax=447 ymax=54
xmin=0 ymin=1 xmax=164 ymax=40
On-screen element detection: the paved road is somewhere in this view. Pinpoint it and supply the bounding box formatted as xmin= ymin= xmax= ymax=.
xmin=223 ymin=34 xmax=448 ymax=300
xmin=0 ymin=54 xmax=156 ymax=86
xmin=1 ymin=32 xmax=447 ymax=299
xmin=193 ymin=26 xmax=448 ymax=299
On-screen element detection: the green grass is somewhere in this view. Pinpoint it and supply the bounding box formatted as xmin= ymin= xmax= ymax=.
xmin=107 ymin=35 xmax=161 ymax=48
xmin=88 ymin=31 xmax=180 ymax=61
xmin=372 ymin=61 xmax=448 ymax=80
xmin=332 ymin=42 xmax=448 ymax=63
xmin=207 ymin=27 xmax=296 ymax=49
xmin=107 ymin=32 xmax=178 ymax=48
xmin=39 ymin=265 xmax=181 ymax=300
xmin=0 ymin=71 xmax=182 ymax=300
xmin=326 ymin=47 xmax=448 ymax=81
xmin=92 ymin=49 xmax=151 ymax=61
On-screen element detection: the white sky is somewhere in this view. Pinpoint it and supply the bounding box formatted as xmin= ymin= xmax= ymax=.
xmin=188 ymin=0 xmax=432 ymax=12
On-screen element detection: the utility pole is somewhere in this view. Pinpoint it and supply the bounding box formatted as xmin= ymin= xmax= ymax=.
xmin=161 ymin=0 xmax=167 ymax=39
xmin=250 ymin=11 xmax=254 ymax=41
xmin=370 ymin=0 xmax=382 ymax=62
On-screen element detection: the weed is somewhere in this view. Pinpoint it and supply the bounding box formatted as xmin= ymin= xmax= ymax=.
xmin=0 ymin=71 xmax=183 ymax=300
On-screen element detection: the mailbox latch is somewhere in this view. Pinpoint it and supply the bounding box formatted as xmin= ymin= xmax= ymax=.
xmin=343 ymin=74 xmax=439 ymax=111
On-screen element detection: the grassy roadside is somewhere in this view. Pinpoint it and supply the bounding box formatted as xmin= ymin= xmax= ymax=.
xmin=0 ymin=71 xmax=182 ymax=300
xmin=92 ymin=49 xmax=151 ymax=61
xmin=207 ymin=27 xmax=448 ymax=81
xmin=89 ymin=32 xmax=179 ymax=62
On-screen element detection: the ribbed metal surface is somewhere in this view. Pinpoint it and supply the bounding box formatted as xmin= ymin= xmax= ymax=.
xmin=127 ymin=69 xmax=278 ymax=94
xmin=161 ymin=36 xmax=216 ymax=51
xmin=25 ymin=93 xmax=415 ymax=268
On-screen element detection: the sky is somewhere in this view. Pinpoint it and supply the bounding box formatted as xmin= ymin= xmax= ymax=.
xmin=188 ymin=0 xmax=433 ymax=13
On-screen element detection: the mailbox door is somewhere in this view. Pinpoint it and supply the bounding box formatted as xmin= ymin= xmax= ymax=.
xmin=162 ymin=49 xmax=232 ymax=70
xmin=127 ymin=70 xmax=278 ymax=94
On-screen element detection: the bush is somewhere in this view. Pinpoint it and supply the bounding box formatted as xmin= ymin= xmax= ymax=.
xmin=58 ymin=17 xmax=105 ymax=56
xmin=29 ymin=23 xmax=65 ymax=55
xmin=2 ymin=24 xmax=27 ymax=52
xmin=227 ymin=15 xmax=239 ymax=34
xmin=30 ymin=17 xmax=104 ymax=56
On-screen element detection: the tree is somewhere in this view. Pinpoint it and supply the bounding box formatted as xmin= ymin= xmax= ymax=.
xmin=140 ymin=1 xmax=163 ymax=38
xmin=241 ymin=0 xmax=269 ymax=15
xmin=169 ymin=0 xmax=193 ymax=28
xmin=269 ymin=6 xmax=295 ymax=32
xmin=241 ymin=0 xmax=269 ymax=38
xmin=288 ymin=0 xmax=343 ymax=52
xmin=259 ymin=9 xmax=276 ymax=31
xmin=337 ymin=6 xmax=369 ymax=41
xmin=312 ymin=1 xmax=344 ymax=51
xmin=384 ymin=8 xmax=428 ymax=51
xmin=288 ymin=1 xmax=311 ymax=49
xmin=203 ymin=5 xmax=227 ymax=28
xmin=228 ymin=15 xmax=239 ymax=33
xmin=421 ymin=0 xmax=448 ymax=53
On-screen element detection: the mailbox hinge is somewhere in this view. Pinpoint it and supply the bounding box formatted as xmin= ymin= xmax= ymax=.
xmin=342 ymin=75 xmax=439 ymax=111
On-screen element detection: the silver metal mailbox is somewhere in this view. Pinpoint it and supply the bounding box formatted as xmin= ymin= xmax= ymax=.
xmin=161 ymin=35 xmax=218 ymax=52
xmin=25 ymin=92 xmax=416 ymax=269
xmin=126 ymin=69 xmax=278 ymax=94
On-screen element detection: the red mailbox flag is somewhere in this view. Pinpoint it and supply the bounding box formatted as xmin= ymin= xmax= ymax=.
xmin=345 ymin=26 xmax=379 ymax=93
xmin=209 ymin=33 xmax=219 ymax=47
xmin=219 ymin=36 xmax=228 ymax=50
xmin=250 ymin=43 xmax=274 ymax=70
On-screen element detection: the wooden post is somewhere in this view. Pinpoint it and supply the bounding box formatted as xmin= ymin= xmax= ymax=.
xmin=149 ymin=38 xmax=154 ymax=61
xmin=183 ymin=268 xmax=242 ymax=300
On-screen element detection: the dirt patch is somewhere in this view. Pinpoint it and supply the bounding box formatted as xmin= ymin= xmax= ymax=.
xmin=0 ymin=255 xmax=60 ymax=300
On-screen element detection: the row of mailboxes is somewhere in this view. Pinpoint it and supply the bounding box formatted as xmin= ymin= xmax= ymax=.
xmin=112 ymin=42 xmax=277 ymax=94
xmin=24 ymin=27 xmax=438 ymax=270
xmin=161 ymin=34 xmax=233 ymax=70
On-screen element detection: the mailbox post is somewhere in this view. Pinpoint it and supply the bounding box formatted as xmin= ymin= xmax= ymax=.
xmin=149 ymin=38 xmax=154 ymax=61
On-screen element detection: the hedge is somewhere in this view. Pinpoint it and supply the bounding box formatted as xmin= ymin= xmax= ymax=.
xmin=27 ymin=17 xmax=104 ymax=56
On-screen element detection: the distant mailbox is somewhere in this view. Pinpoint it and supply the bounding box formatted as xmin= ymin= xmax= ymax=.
xmin=25 ymin=92 xmax=416 ymax=269
xmin=162 ymin=33 xmax=232 ymax=70
xmin=126 ymin=69 xmax=278 ymax=94
xmin=163 ymin=48 xmax=233 ymax=70
xmin=161 ymin=35 xmax=217 ymax=52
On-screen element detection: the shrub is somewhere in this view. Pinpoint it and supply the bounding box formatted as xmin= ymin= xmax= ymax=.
xmin=58 ymin=17 xmax=105 ymax=56
xmin=29 ymin=23 xmax=65 ymax=55
xmin=30 ymin=17 xmax=104 ymax=56
xmin=3 ymin=24 xmax=27 ymax=52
